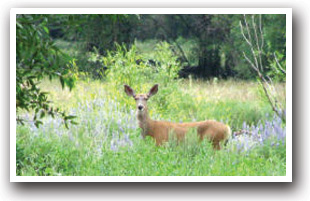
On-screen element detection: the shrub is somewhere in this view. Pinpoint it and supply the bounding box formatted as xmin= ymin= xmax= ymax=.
xmin=103 ymin=42 xmax=181 ymax=86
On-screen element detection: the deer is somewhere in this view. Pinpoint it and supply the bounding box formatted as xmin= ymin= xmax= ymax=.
xmin=124 ymin=84 xmax=231 ymax=150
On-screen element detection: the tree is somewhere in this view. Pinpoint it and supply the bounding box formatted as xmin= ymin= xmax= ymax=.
xmin=139 ymin=14 xmax=233 ymax=78
xmin=240 ymin=14 xmax=286 ymax=121
xmin=16 ymin=14 xmax=77 ymax=127
xmin=46 ymin=14 xmax=139 ymax=78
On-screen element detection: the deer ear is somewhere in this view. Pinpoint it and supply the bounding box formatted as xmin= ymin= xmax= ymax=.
xmin=148 ymin=84 xmax=158 ymax=97
xmin=124 ymin=85 xmax=135 ymax=97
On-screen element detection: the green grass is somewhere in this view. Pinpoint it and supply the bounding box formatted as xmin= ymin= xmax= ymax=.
xmin=16 ymin=78 xmax=286 ymax=176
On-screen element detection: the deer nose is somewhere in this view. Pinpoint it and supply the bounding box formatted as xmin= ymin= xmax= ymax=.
xmin=138 ymin=105 xmax=144 ymax=110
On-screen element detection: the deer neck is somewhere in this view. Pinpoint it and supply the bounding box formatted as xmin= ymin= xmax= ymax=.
xmin=137 ymin=109 xmax=153 ymax=137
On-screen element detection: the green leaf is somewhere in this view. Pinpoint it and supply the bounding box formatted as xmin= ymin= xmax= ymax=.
xmin=43 ymin=26 xmax=49 ymax=34
xmin=64 ymin=115 xmax=76 ymax=120
xmin=59 ymin=76 xmax=65 ymax=89
xmin=40 ymin=110 xmax=45 ymax=118
xmin=34 ymin=120 xmax=43 ymax=128
xmin=71 ymin=121 xmax=78 ymax=125
xmin=64 ymin=122 xmax=68 ymax=129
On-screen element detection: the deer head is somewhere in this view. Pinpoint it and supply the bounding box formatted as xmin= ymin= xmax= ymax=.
xmin=124 ymin=84 xmax=158 ymax=119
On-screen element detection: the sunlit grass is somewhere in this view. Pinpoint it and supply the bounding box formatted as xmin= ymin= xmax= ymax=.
xmin=180 ymin=78 xmax=285 ymax=103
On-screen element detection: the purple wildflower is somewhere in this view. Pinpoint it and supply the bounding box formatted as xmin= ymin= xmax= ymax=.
xmin=230 ymin=114 xmax=286 ymax=152
xmin=110 ymin=140 xmax=118 ymax=151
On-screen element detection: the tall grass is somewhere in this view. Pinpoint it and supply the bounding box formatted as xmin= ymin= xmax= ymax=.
xmin=16 ymin=43 xmax=286 ymax=176
xmin=16 ymin=79 xmax=286 ymax=176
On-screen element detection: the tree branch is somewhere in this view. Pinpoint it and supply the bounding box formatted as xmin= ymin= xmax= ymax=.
xmin=274 ymin=52 xmax=286 ymax=74
xmin=240 ymin=14 xmax=286 ymax=121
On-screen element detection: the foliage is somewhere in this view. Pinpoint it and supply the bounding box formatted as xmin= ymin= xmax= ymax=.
xmin=46 ymin=14 xmax=286 ymax=80
xmin=48 ymin=14 xmax=139 ymax=55
xmin=16 ymin=14 xmax=78 ymax=127
xmin=240 ymin=14 xmax=286 ymax=121
xmin=267 ymin=51 xmax=286 ymax=82
xmin=44 ymin=14 xmax=140 ymax=79
xmin=95 ymin=42 xmax=181 ymax=86
xmin=218 ymin=14 xmax=286 ymax=79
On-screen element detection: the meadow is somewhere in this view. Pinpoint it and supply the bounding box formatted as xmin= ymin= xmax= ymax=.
xmin=16 ymin=43 xmax=286 ymax=176
xmin=16 ymin=79 xmax=286 ymax=176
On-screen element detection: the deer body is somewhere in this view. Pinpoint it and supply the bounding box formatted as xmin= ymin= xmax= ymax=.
xmin=124 ymin=84 xmax=231 ymax=150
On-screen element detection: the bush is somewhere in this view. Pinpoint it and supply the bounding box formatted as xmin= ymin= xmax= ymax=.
xmin=103 ymin=42 xmax=181 ymax=86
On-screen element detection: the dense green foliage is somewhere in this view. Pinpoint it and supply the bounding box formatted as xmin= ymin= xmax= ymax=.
xmin=16 ymin=14 xmax=78 ymax=127
xmin=48 ymin=14 xmax=286 ymax=80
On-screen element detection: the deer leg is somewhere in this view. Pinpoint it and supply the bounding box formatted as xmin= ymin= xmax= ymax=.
xmin=212 ymin=141 xmax=221 ymax=150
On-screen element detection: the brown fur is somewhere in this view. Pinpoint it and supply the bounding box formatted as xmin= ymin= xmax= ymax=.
xmin=124 ymin=84 xmax=231 ymax=150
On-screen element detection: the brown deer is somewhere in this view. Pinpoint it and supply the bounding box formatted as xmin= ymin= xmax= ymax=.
xmin=124 ymin=84 xmax=231 ymax=150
